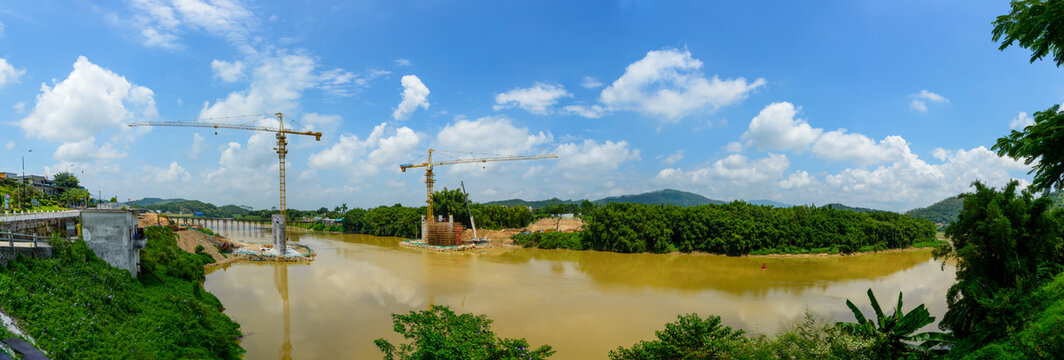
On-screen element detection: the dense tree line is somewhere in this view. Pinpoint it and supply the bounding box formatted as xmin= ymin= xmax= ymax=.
xmin=582 ymin=202 xmax=937 ymax=255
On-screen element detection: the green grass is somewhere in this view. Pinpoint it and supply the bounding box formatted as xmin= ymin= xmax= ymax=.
xmin=0 ymin=228 xmax=242 ymax=359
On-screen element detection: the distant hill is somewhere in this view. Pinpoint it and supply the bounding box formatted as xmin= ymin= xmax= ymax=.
xmin=485 ymin=198 xmax=581 ymax=208
xmin=486 ymin=189 xmax=723 ymax=208
xmin=906 ymin=196 xmax=964 ymax=224
xmin=594 ymin=189 xmax=724 ymax=206
xmin=822 ymin=203 xmax=884 ymax=213
xmin=130 ymin=198 xmax=252 ymax=218
xmin=747 ymin=199 xmax=793 ymax=208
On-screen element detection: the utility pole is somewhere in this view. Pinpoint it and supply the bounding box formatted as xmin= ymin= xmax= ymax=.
xmin=19 ymin=149 xmax=31 ymax=212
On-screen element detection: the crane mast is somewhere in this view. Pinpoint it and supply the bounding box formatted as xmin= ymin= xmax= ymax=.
xmin=399 ymin=149 xmax=558 ymax=225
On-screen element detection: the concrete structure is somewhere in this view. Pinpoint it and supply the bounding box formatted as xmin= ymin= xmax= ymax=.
xmin=0 ymin=172 xmax=15 ymax=179
xmin=81 ymin=210 xmax=144 ymax=277
xmin=272 ymin=214 xmax=286 ymax=252
xmin=0 ymin=234 xmax=52 ymax=267
xmin=0 ymin=210 xmax=80 ymax=236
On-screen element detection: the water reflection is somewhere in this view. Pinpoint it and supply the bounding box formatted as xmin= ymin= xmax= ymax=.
xmin=205 ymin=232 xmax=957 ymax=360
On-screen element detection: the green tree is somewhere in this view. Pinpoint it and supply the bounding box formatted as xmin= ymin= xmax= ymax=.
xmin=374 ymin=305 xmax=554 ymax=360
xmin=59 ymin=188 xmax=89 ymax=207
xmin=994 ymin=104 xmax=1064 ymax=193
xmin=836 ymin=289 xmax=947 ymax=359
xmin=992 ymin=0 xmax=1064 ymax=67
xmin=52 ymin=171 xmax=80 ymax=190
xmin=610 ymin=313 xmax=749 ymax=360
xmin=933 ymin=181 xmax=1063 ymax=343
xmin=109 ymin=196 xmax=117 ymax=203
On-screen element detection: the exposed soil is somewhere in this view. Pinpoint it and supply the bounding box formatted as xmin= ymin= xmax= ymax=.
xmin=459 ymin=217 xmax=584 ymax=245
xmin=138 ymin=213 xmax=171 ymax=228
xmin=175 ymin=230 xmax=227 ymax=263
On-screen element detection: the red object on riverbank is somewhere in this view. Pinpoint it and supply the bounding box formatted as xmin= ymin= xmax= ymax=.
xmin=762 ymin=263 xmax=766 ymax=270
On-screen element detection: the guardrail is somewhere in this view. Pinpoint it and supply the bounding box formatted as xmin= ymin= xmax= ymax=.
xmin=0 ymin=231 xmax=53 ymax=248
xmin=0 ymin=210 xmax=81 ymax=223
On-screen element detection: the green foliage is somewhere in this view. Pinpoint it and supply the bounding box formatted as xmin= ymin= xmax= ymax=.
xmin=58 ymin=188 xmax=90 ymax=207
xmin=837 ymin=289 xmax=947 ymax=359
xmin=933 ymin=181 xmax=1064 ymax=343
xmin=374 ymin=305 xmax=554 ymax=360
xmin=141 ymin=226 xmax=214 ymax=283
xmin=360 ymin=204 xmax=424 ymax=238
xmin=745 ymin=312 xmax=874 ymax=360
xmin=994 ymin=104 xmax=1064 ymax=193
xmin=512 ymin=232 xmax=584 ymax=250
xmin=610 ymin=313 xmax=748 ymax=360
xmin=52 ymin=171 xmax=80 ymax=190
xmin=0 ymin=230 xmax=242 ymax=359
xmin=992 ymin=0 xmax=1064 ymax=67
xmin=583 ymin=202 xmax=936 ymax=255
xmin=596 ymin=189 xmax=724 ymax=207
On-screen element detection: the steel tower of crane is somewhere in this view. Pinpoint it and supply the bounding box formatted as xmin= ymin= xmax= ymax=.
xmin=130 ymin=112 xmax=319 ymax=219
xmin=399 ymin=149 xmax=558 ymax=224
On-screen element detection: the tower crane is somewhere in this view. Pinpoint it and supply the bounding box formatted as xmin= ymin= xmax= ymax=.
xmin=399 ymin=149 xmax=557 ymax=225
xmin=129 ymin=112 xmax=319 ymax=223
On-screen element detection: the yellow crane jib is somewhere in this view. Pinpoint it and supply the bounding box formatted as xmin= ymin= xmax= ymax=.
xmin=128 ymin=112 xmax=323 ymax=220
xmin=399 ymin=149 xmax=558 ymax=224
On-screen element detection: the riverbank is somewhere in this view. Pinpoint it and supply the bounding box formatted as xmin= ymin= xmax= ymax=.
xmin=0 ymin=228 xmax=243 ymax=359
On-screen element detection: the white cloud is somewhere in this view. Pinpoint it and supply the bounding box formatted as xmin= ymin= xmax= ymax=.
xmin=436 ymin=116 xmax=551 ymax=155
xmin=199 ymin=51 xmax=350 ymax=118
xmin=19 ymin=56 xmax=157 ymax=144
xmin=599 ymin=48 xmax=765 ymax=121
xmin=395 ymin=58 xmax=412 ymax=67
xmin=211 ymin=59 xmax=244 ymax=82
xmin=661 ymin=150 xmax=684 ymax=164
xmin=53 ymin=137 xmax=126 ymax=162
xmin=811 ymin=131 xmax=909 ymax=165
xmin=5 ymin=141 xmax=13 ymax=150
xmin=309 ymin=122 xmax=421 ymax=177
xmin=392 ymin=75 xmax=430 ymax=120
xmin=910 ymin=89 xmax=949 ymax=113
xmin=187 ymin=132 xmax=206 ymax=159
xmin=494 ymin=82 xmax=571 ymax=114
xmin=554 ymin=139 xmax=640 ymax=176
xmin=656 ymin=153 xmax=790 ymax=186
xmin=581 ymin=76 xmax=603 ymax=89
xmin=0 ymin=57 xmax=25 ymax=88
xmin=724 ymin=141 xmax=743 ymax=153
xmin=130 ymin=0 xmax=258 ymax=54
xmin=151 ymin=161 xmax=191 ymax=182
xmin=1009 ymin=111 xmax=1034 ymax=130
xmin=741 ymin=102 xmax=821 ymax=152
xmin=779 ymin=170 xmax=816 ymax=189
xmin=563 ymin=104 xmax=606 ymax=118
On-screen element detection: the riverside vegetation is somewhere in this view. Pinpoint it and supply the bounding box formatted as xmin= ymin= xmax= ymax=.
xmin=0 ymin=227 xmax=242 ymax=359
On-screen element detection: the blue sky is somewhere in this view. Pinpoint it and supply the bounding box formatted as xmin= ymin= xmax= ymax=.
xmin=1 ymin=1 xmax=1060 ymax=211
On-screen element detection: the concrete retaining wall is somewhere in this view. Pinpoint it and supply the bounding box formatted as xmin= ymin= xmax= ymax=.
xmin=0 ymin=246 xmax=52 ymax=267
xmin=81 ymin=210 xmax=145 ymax=277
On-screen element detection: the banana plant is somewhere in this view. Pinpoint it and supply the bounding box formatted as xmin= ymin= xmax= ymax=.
xmin=837 ymin=289 xmax=953 ymax=359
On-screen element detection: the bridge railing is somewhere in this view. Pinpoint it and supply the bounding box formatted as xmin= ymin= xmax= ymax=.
xmin=0 ymin=210 xmax=81 ymax=223
xmin=0 ymin=232 xmax=54 ymax=248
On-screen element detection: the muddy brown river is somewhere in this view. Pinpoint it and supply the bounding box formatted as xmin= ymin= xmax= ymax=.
xmin=203 ymin=229 xmax=957 ymax=359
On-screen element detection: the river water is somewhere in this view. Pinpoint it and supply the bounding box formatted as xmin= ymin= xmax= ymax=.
xmin=203 ymin=228 xmax=957 ymax=359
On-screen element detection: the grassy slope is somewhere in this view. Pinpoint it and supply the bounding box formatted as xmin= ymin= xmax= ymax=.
xmin=0 ymin=181 xmax=68 ymax=212
xmin=0 ymin=228 xmax=242 ymax=359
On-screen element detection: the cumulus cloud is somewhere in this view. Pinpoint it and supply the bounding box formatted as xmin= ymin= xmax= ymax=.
xmin=1010 ymin=111 xmax=1034 ymax=130
xmin=812 ymin=131 xmax=910 ymax=165
xmin=436 ymin=116 xmax=551 ymax=155
xmin=494 ymin=82 xmax=571 ymax=114
xmin=53 ymin=137 xmax=126 ymax=162
xmin=211 ymin=59 xmax=244 ymax=82
xmin=554 ymin=139 xmax=640 ymax=175
xmin=909 ymin=89 xmax=949 ymax=113
xmin=0 ymin=57 xmax=25 ymax=88
xmin=741 ymin=102 xmax=821 ymax=152
xmin=655 ymin=153 xmax=790 ymax=199
xmin=309 ymin=123 xmax=421 ymax=177
xmin=19 ymin=56 xmax=157 ymax=149
xmin=779 ymin=170 xmax=816 ymax=189
xmin=151 ymin=161 xmax=191 ymax=182
xmin=394 ymin=58 xmax=412 ymax=67
xmin=187 ymin=132 xmax=206 ymax=159
xmin=392 ymin=75 xmax=430 ymax=120
xmin=599 ymin=48 xmax=765 ymax=121
xmin=199 ymin=51 xmax=351 ymax=118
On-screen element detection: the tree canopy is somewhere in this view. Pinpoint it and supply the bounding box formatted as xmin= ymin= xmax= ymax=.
xmin=994 ymin=104 xmax=1064 ymax=193
xmin=52 ymin=171 xmax=80 ymax=190
xmin=992 ymin=0 xmax=1064 ymax=67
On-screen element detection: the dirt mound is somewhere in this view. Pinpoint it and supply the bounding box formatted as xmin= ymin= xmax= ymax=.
xmin=175 ymin=230 xmax=227 ymax=263
xmin=138 ymin=213 xmax=171 ymax=227
xmin=525 ymin=218 xmax=584 ymax=233
xmin=461 ymin=228 xmax=525 ymax=244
